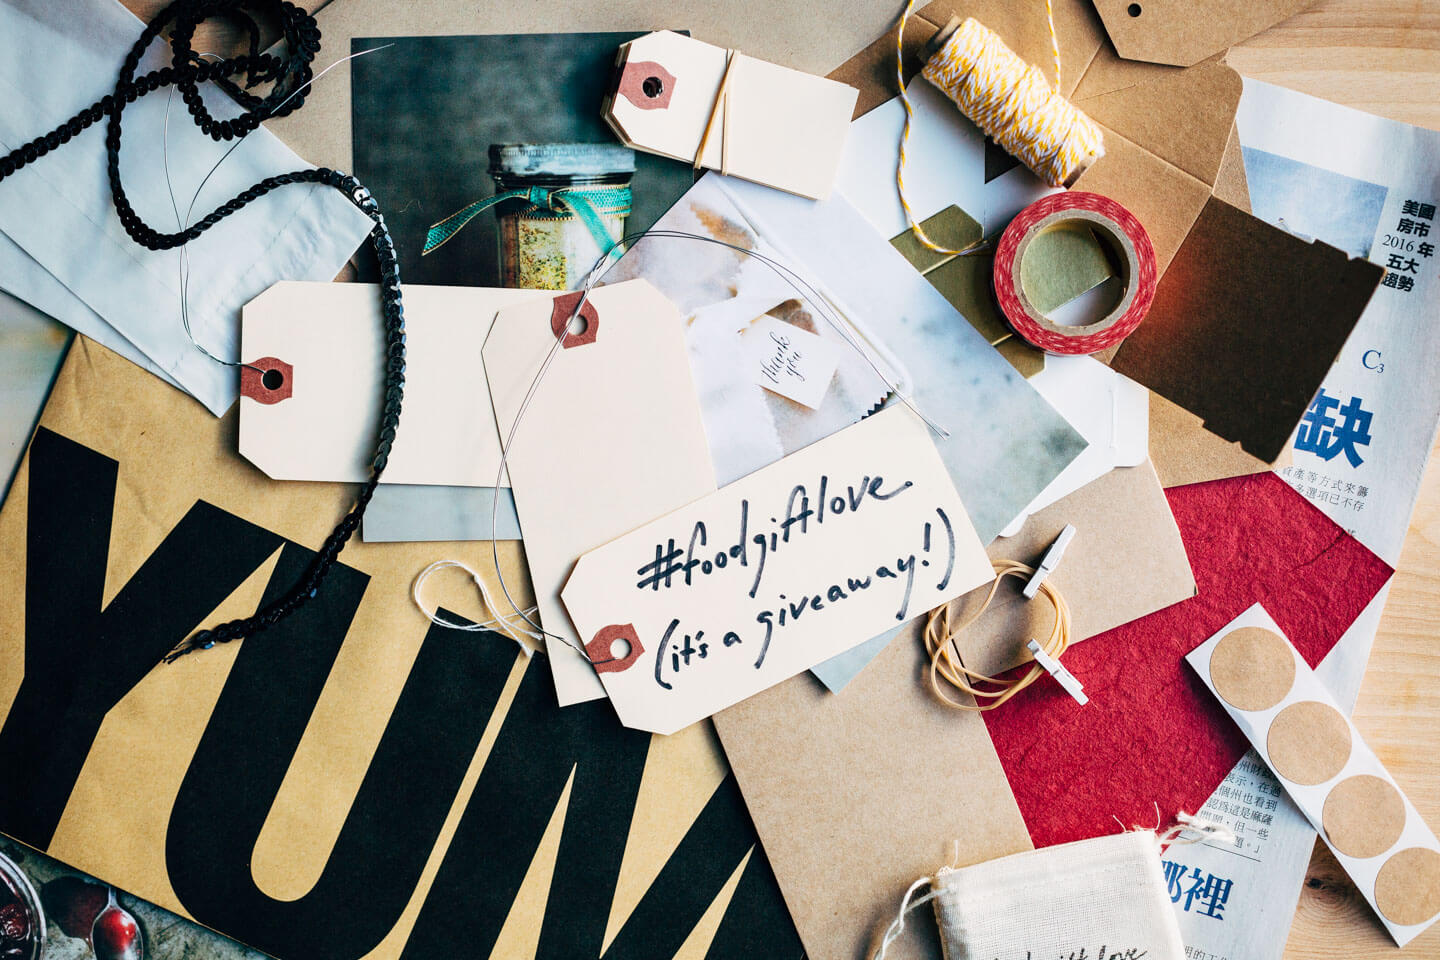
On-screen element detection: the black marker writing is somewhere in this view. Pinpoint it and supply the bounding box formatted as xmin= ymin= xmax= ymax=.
xmin=654 ymin=619 xmax=680 ymax=690
xmin=648 ymin=504 xmax=961 ymax=687
xmin=759 ymin=330 xmax=806 ymax=385
xmin=635 ymin=472 xmax=915 ymax=596
xmin=935 ymin=506 xmax=955 ymax=591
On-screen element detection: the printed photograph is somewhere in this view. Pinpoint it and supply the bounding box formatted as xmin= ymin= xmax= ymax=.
xmin=605 ymin=174 xmax=1086 ymax=544
xmin=351 ymin=32 xmax=696 ymax=290
xmin=0 ymin=838 xmax=265 ymax=960
xmin=1242 ymin=147 xmax=1389 ymax=258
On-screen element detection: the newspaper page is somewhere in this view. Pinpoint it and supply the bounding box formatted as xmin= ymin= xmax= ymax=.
xmin=1166 ymin=77 xmax=1440 ymax=960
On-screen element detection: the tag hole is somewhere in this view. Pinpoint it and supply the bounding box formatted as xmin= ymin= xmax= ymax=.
xmin=1127 ymin=2 xmax=1142 ymax=15
xmin=568 ymin=314 xmax=589 ymax=337
xmin=262 ymin=368 xmax=285 ymax=390
xmin=608 ymin=637 xmax=631 ymax=660
xmin=642 ymin=76 xmax=664 ymax=98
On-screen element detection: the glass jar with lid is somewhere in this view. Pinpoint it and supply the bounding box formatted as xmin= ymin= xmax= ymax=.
xmin=488 ymin=143 xmax=635 ymax=290
xmin=0 ymin=850 xmax=43 ymax=960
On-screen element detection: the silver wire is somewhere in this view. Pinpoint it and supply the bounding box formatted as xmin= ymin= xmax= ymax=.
xmin=162 ymin=44 xmax=393 ymax=372
xmin=487 ymin=225 xmax=952 ymax=658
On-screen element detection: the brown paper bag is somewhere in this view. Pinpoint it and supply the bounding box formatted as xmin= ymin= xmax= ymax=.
xmin=0 ymin=337 xmax=801 ymax=960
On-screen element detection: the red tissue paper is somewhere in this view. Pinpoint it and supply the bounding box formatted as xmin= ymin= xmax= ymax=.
xmin=983 ymin=471 xmax=1393 ymax=848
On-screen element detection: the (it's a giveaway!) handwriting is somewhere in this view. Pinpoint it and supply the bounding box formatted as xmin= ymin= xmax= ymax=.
xmin=635 ymin=472 xmax=958 ymax=690
xmin=561 ymin=405 xmax=991 ymax=734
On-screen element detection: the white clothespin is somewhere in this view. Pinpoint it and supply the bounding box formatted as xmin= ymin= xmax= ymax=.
xmin=1027 ymin=639 xmax=1089 ymax=706
xmin=1023 ymin=523 xmax=1077 ymax=599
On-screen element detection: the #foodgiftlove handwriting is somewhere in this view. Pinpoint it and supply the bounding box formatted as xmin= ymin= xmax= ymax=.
xmin=643 ymin=472 xmax=951 ymax=688
xmin=561 ymin=407 xmax=993 ymax=734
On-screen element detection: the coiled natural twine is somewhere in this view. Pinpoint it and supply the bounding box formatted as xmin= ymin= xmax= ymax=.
xmin=894 ymin=2 xmax=1106 ymax=253
xmin=922 ymin=17 xmax=1104 ymax=189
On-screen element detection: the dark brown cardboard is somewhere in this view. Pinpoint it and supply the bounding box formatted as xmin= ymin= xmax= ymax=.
xmin=1110 ymin=198 xmax=1384 ymax=463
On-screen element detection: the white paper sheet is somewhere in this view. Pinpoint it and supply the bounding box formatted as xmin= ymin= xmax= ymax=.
xmin=834 ymin=80 xmax=1146 ymax=540
xmin=0 ymin=289 xmax=70 ymax=502
xmin=836 ymin=76 xmax=1065 ymax=240
xmin=999 ymin=357 xmax=1149 ymax=537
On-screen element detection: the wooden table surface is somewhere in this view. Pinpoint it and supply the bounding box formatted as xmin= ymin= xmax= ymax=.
xmin=117 ymin=0 xmax=1440 ymax=957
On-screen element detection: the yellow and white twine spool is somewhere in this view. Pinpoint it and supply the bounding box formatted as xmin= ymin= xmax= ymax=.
xmin=895 ymin=1 xmax=1105 ymax=253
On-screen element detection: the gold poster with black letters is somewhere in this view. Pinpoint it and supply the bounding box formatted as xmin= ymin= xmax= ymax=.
xmin=0 ymin=337 xmax=800 ymax=960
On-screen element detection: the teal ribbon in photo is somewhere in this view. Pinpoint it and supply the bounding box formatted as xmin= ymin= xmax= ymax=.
xmin=422 ymin=185 xmax=631 ymax=257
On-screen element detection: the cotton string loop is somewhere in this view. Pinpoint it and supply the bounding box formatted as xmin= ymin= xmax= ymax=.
xmin=872 ymin=877 xmax=938 ymax=960
xmin=411 ymin=560 xmax=544 ymax=653
xmin=1157 ymin=812 xmax=1238 ymax=848
xmin=894 ymin=1 xmax=1105 ymax=253
xmin=923 ymin=558 xmax=1073 ymax=711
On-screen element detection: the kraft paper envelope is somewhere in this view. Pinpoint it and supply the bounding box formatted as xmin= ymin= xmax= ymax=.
xmin=603 ymin=31 xmax=858 ymax=200
xmin=831 ymin=0 xmax=1380 ymax=471
xmin=957 ymin=460 xmax=1195 ymax=679
xmin=239 ymin=281 xmax=548 ymax=486
xmin=561 ymin=406 xmax=993 ymax=735
xmin=0 ymin=336 xmax=804 ymax=960
xmin=713 ymin=626 xmax=1033 ymax=960
xmin=484 ymin=279 xmax=716 ymax=707
xmin=812 ymin=455 xmax=1193 ymax=692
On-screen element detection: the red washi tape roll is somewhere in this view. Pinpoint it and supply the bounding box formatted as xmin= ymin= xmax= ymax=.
xmin=992 ymin=191 xmax=1156 ymax=356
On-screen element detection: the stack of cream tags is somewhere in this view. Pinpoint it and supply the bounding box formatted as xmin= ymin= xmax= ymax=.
xmin=603 ymin=30 xmax=858 ymax=199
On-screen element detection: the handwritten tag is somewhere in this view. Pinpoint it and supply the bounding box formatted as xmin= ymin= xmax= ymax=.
xmin=485 ymin=279 xmax=716 ymax=706
xmin=746 ymin=314 xmax=843 ymax=410
xmin=560 ymin=406 xmax=993 ymax=734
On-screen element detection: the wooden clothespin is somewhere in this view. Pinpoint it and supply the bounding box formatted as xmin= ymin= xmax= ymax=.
xmin=1027 ymin=638 xmax=1088 ymax=706
xmin=1023 ymin=523 xmax=1077 ymax=599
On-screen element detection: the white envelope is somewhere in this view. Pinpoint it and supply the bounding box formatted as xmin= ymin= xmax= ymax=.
xmin=0 ymin=0 xmax=374 ymax=416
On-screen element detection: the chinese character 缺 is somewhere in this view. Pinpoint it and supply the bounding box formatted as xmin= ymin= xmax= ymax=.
xmin=1296 ymin=389 xmax=1374 ymax=467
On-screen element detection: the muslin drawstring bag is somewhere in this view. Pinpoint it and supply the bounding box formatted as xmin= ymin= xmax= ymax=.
xmin=876 ymin=824 xmax=1224 ymax=960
